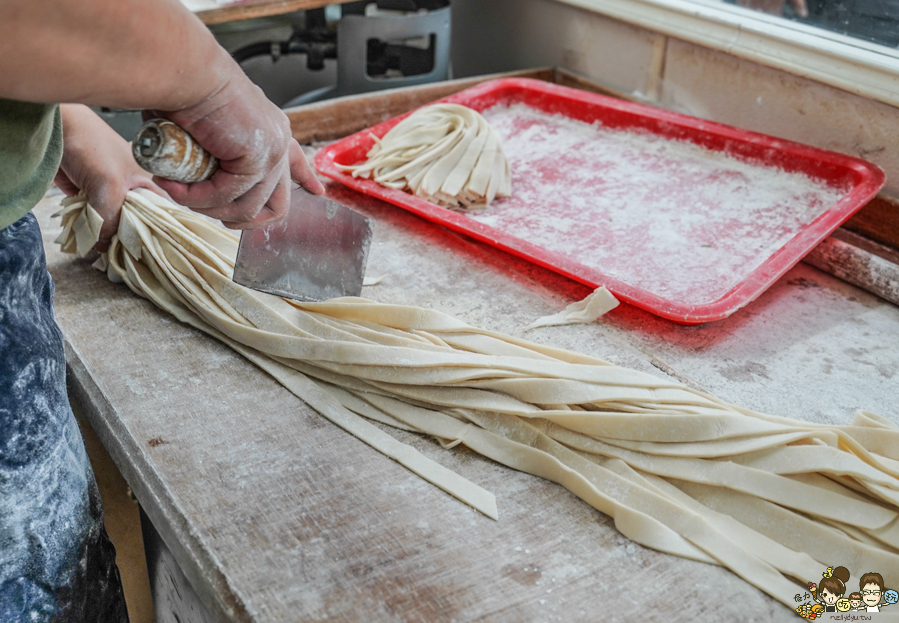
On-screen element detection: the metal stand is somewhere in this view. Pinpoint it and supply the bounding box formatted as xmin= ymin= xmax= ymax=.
xmin=282 ymin=4 xmax=451 ymax=107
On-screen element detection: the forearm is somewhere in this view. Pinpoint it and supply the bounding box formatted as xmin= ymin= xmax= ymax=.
xmin=0 ymin=0 xmax=235 ymax=110
xmin=7 ymin=0 xmax=324 ymax=227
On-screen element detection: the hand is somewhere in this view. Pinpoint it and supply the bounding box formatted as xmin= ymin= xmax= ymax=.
xmin=149 ymin=67 xmax=325 ymax=230
xmin=55 ymin=104 xmax=167 ymax=252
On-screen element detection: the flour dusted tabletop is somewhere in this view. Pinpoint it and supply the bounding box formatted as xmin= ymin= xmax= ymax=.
xmin=37 ymin=161 xmax=899 ymax=622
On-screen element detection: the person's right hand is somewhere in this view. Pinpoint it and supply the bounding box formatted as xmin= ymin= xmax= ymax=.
xmin=149 ymin=65 xmax=325 ymax=230
xmin=0 ymin=0 xmax=323 ymax=231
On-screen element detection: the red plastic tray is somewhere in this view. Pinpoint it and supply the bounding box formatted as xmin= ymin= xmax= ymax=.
xmin=315 ymin=78 xmax=884 ymax=324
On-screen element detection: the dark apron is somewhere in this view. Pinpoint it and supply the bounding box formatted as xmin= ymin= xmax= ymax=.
xmin=0 ymin=213 xmax=128 ymax=622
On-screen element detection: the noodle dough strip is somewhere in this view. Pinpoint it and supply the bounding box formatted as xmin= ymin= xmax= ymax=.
xmin=54 ymin=190 xmax=899 ymax=609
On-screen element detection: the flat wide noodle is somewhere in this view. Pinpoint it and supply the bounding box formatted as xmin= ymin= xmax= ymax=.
xmin=56 ymin=190 xmax=899 ymax=609
xmin=338 ymin=104 xmax=512 ymax=210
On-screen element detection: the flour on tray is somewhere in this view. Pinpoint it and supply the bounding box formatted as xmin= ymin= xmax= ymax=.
xmin=474 ymin=103 xmax=845 ymax=306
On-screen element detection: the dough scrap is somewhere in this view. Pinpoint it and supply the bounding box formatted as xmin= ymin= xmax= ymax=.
xmin=338 ymin=104 xmax=512 ymax=210
xmin=56 ymin=190 xmax=899 ymax=609
xmin=362 ymin=274 xmax=389 ymax=286
xmin=523 ymin=286 xmax=620 ymax=331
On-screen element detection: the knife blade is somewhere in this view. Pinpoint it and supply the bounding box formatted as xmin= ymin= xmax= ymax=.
xmin=232 ymin=188 xmax=374 ymax=302
xmin=132 ymin=119 xmax=374 ymax=302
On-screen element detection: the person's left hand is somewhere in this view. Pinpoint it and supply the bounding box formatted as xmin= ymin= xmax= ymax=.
xmin=55 ymin=104 xmax=167 ymax=252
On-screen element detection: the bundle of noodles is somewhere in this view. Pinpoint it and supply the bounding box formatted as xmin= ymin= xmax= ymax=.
xmin=338 ymin=103 xmax=512 ymax=210
xmin=56 ymin=189 xmax=899 ymax=611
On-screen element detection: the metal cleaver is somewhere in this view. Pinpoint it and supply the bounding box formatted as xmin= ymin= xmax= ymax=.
xmin=232 ymin=188 xmax=374 ymax=302
xmin=133 ymin=119 xmax=374 ymax=302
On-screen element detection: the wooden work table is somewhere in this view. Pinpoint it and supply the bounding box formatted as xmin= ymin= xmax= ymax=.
xmin=38 ymin=77 xmax=899 ymax=623
xmin=192 ymin=0 xmax=353 ymax=26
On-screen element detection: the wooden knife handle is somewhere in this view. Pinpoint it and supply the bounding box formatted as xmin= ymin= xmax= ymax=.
xmin=132 ymin=119 xmax=218 ymax=183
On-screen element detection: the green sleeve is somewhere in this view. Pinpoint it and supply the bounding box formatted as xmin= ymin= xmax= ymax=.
xmin=0 ymin=100 xmax=63 ymax=231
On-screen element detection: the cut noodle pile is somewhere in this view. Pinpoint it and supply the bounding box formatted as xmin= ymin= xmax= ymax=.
xmin=338 ymin=104 xmax=511 ymax=210
xmin=55 ymin=189 xmax=899 ymax=609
